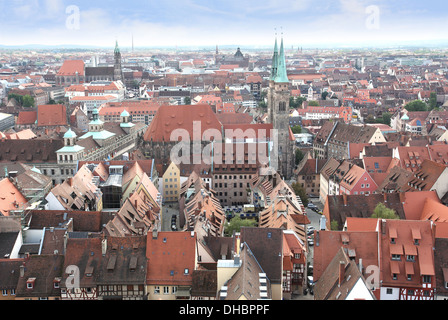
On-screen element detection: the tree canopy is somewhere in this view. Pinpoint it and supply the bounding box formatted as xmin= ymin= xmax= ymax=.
xmin=404 ymin=100 xmax=428 ymax=112
xmin=291 ymin=182 xmax=309 ymax=207
xmin=370 ymin=203 xmax=400 ymax=220
xmin=224 ymin=216 xmax=257 ymax=237
xmin=291 ymin=125 xmax=302 ymax=134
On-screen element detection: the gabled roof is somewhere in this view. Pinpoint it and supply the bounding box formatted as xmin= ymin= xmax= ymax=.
xmin=146 ymin=231 xmax=197 ymax=286
xmin=16 ymin=110 xmax=37 ymax=125
xmin=324 ymin=193 xmax=406 ymax=231
xmin=57 ymin=60 xmax=85 ymax=76
xmin=401 ymin=159 xmax=447 ymax=193
xmin=222 ymin=243 xmax=271 ymax=300
xmin=0 ymin=178 xmax=28 ymax=216
xmin=380 ymin=219 xmax=435 ymax=286
xmin=313 ymin=229 xmax=379 ymax=289
xmin=37 ymin=104 xmax=67 ymax=127
xmin=26 ymin=210 xmax=102 ymax=232
xmin=314 ymin=247 xmax=376 ymax=300
xmin=15 ymin=254 xmax=64 ymax=298
xmin=143 ymin=104 xmax=222 ymax=142
xmin=240 ymin=227 xmax=283 ymax=285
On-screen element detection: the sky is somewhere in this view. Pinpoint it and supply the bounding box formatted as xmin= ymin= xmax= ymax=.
xmin=0 ymin=0 xmax=448 ymax=49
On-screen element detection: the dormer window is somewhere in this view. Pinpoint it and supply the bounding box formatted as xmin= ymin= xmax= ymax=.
xmin=390 ymin=238 xmax=396 ymax=244
xmin=26 ymin=278 xmax=36 ymax=289
xmin=53 ymin=278 xmax=61 ymax=288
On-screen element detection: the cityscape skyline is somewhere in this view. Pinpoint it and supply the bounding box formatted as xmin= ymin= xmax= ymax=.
xmin=1 ymin=0 xmax=448 ymax=49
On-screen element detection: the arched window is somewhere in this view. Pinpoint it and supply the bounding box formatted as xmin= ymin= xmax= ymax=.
xmin=279 ymin=101 xmax=286 ymax=112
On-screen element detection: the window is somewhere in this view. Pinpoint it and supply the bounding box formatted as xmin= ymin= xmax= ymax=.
xmin=423 ymin=275 xmax=431 ymax=283
xmin=414 ymin=239 xmax=419 ymax=245
xmin=2 ymin=289 xmax=7 ymax=296
xmin=391 ymin=254 xmax=401 ymax=261
xmin=390 ymin=238 xmax=396 ymax=244
xmin=407 ymin=289 xmax=414 ymax=296
xmin=386 ymin=288 xmax=393 ymax=295
xmin=163 ymin=287 xmax=169 ymax=294
xmin=184 ymin=268 xmax=189 ymax=275
xmin=172 ymin=287 xmax=177 ymax=294
xmin=406 ymin=255 xmax=415 ymax=262
xmin=392 ymin=274 xmax=397 ymax=280
xmin=154 ymin=286 xmax=160 ymax=294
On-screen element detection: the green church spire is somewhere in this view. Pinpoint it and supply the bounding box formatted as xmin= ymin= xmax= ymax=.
xmin=274 ymin=36 xmax=289 ymax=83
xmin=114 ymin=40 xmax=120 ymax=55
xmin=269 ymin=37 xmax=278 ymax=81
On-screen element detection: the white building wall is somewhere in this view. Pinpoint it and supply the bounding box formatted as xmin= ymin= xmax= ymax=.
xmin=44 ymin=192 xmax=66 ymax=210
xmin=380 ymin=287 xmax=400 ymax=300
xmin=345 ymin=278 xmax=375 ymax=300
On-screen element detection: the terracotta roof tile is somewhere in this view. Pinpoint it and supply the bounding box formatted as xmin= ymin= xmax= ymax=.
xmin=37 ymin=104 xmax=67 ymax=127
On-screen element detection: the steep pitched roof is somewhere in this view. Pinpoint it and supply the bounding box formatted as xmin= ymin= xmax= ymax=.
xmin=380 ymin=219 xmax=435 ymax=286
xmin=223 ymin=243 xmax=271 ymax=300
xmin=146 ymin=231 xmax=197 ymax=286
xmin=16 ymin=111 xmax=37 ymax=125
xmin=15 ymin=254 xmax=64 ymax=298
xmin=314 ymin=247 xmax=375 ymax=300
xmin=313 ymin=229 xmax=379 ymax=283
xmin=240 ymin=227 xmax=283 ymax=285
xmin=0 ymin=178 xmax=28 ymax=216
xmin=143 ymin=104 xmax=222 ymax=142
xmin=57 ymin=60 xmax=85 ymax=76
xmin=400 ymin=159 xmax=447 ymax=193
xmin=37 ymin=104 xmax=67 ymax=127
xmin=324 ymin=193 xmax=406 ymax=231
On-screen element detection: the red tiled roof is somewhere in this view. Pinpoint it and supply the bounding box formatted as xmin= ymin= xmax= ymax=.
xmin=0 ymin=178 xmax=28 ymax=216
xmin=16 ymin=111 xmax=37 ymax=125
xmin=146 ymin=231 xmax=197 ymax=286
xmin=143 ymin=104 xmax=222 ymax=142
xmin=57 ymin=60 xmax=85 ymax=76
xmin=37 ymin=104 xmax=67 ymax=127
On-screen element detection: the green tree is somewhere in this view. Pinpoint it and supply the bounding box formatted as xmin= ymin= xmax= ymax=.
xmin=330 ymin=220 xmax=339 ymax=231
xmin=258 ymin=101 xmax=267 ymax=109
xmin=8 ymin=93 xmax=23 ymax=105
xmin=308 ymin=100 xmax=319 ymax=106
xmin=429 ymin=92 xmax=437 ymax=110
xmin=404 ymin=100 xmax=428 ymax=112
xmin=290 ymin=96 xmax=306 ymax=108
xmin=184 ymin=96 xmax=191 ymax=105
xmin=295 ymin=149 xmax=304 ymax=165
xmin=291 ymin=182 xmax=309 ymax=207
xmin=295 ymin=96 xmax=306 ymax=107
xmin=380 ymin=112 xmax=392 ymax=126
xmin=371 ymin=203 xmax=400 ymax=219
xmin=224 ymin=216 xmax=257 ymax=237
xmin=291 ymin=125 xmax=302 ymax=134
xmin=22 ymin=95 xmax=35 ymax=108
xmin=321 ymin=91 xmax=329 ymax=100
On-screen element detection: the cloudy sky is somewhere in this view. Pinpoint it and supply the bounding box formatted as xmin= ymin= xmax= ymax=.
xmin=0 ymin=0 xmax=447 ymax=48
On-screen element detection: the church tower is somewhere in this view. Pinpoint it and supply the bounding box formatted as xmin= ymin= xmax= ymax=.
xmin=114 ymin=41 xmax=123 ymax=82
xmin=267 ymin=35 xmax=294 ymax=179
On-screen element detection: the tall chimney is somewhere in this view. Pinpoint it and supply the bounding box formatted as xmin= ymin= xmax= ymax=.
xmin=101 ymin=237 xmax=107 ymax=256
xmin=342 ymin=194 xmax=347 ymax=206
xmin=339 ymin=261 xmax=345 ymax=287
xmin=20 ymin=264 xmax=25 ymax=278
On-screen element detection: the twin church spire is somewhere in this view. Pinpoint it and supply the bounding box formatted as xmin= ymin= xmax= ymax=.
xmin=269 ymin=34 xmax=289 ymax=83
